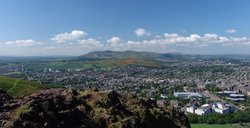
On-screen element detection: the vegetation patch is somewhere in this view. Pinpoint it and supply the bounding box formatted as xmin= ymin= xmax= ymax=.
xmin=191 ymin=123 xmax=248 ymax=128
xmin=0 ymin=76 xmax=42 ymax=97
xmin=15 ymin=105 xmax=31 ymax=117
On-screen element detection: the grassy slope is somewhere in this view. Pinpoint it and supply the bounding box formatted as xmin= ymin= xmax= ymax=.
xmin=80 ymin=50 xmax=161 ymax=59
xmin=0 ymin=76 xmax=42 ymax=97
xmin=191 ymin=124 xmax=248 ymax=128
xmin=87 ymin=58 xmax=163 ymax=70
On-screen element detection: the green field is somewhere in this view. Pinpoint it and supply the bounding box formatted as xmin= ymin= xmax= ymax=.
xmin=88 ymin=58 xmax=163 ymax=70
xmin=25 ymin=58 xmax=163 ymax=71
xmin=0 ymin=76 xmax=43 ymax=97
xmin=191 ymin=124 xmax=248 ymax=128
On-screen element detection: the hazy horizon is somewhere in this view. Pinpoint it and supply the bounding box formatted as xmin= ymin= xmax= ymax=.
xmin=2 ymin=50 xmax=250 ymax=57
xmin=0 ymin=0 xmax=250 ymax=56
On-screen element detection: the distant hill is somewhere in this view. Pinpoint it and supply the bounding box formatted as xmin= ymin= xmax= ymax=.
xmin=77 ymin=51 xmax=168 ymax=69
xmin=0 ymin=76 xmax=42 ymax=97
xmin=78 ymin=50 xmax=188 ymax=61
xmin=80 ymin=50 xmax=250 ymax=61
xmin=79 ymin=50 xmax=162 ymax=60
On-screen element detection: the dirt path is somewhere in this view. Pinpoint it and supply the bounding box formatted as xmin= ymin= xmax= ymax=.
xmin=7 ymin=79 xmax=20 ymax=93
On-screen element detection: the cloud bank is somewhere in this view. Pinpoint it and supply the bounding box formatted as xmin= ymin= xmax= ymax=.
xmin=51 ymin=30 xmax=87 ymax=43
xmin=1 ymin=29 xmax=250 ymax=56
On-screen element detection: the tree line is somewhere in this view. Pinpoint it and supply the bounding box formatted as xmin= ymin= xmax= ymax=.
xmin=187 ymin=109 xmax=250 ymax=124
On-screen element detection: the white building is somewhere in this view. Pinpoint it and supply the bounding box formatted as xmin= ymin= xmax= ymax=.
xmin=195 ymin=104 xmax=212 ymax=115
xmin=227 ymin=94 xmax=246 ymax=101
xmin=174 ymin=92 xmax=203 ymax=99
xmin=186 ymin=106 xmax=195 ymax=114
xmin=212 ymin=102 xmax=230 ymax=114
xmin=186 ymin=102 xmax=234 ymax=115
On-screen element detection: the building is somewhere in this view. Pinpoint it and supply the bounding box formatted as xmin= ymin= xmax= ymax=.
xmin=217 ymin=91 xmax=246 ymax=101
xmin=227 ymin=93 xmax=245 ymax=101
xmin=186 ymin=102 xmax=235 ymax=115
xmin=174 ymin=92 xmax=203 ymax=99
xmin=186 ymin=106 xmax=196 ymax=114
xmin=212 ymin=102 xmax=230 ymax=114
xmin=234 ymin=85 xmax=250 ymax=96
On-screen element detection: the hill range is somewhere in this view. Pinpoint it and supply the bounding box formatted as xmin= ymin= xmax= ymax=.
xmin=78 ymin=50 xmax=183 ymax=60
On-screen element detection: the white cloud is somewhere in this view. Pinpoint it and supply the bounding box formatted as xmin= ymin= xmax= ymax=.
xmin=203 ymin=33 xmax=219 ymax=40
xmin=226 ymin=29 xmax=237 ymax=34
xmin=164 ymin=33 xmax=179 ymax=38
xmin=115 ymin=33 xmax=250 ymax=51
xmin=107 ymin=37 xmax=123 ymax=47
xmin=127 ymin=40 xmax=141 ymax=45
xmin=134 ymin=28 xmax=151 ymax=37
xmin=51 ymin=30 xmax=87 ymax=43
xmin=4 ymin=39 xmax=43 ymax=47
xmin=3 ymin=29 xmax=250 ymax=56
xmin=79 ymin=38 xmax=103 ymax=48
xmin=161 ymin=33 xmax=233 ymax=44
xmin=231 ymin=37 xmax=250 ymax=45
xmin=125 ymin=40 xmax=171 ymax=53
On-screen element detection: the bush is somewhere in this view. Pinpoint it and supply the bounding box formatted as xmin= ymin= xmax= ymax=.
xmin=217 ymin=119 xmax=226 ymax=124
xmin=206 ymin=118 xmax=215 ymax=124
xmin=187 ymin=114 xmax=198 ymax=123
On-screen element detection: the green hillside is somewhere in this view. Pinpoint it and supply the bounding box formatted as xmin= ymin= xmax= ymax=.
xmin=79 ymin=50 xmax=162 ymax=60
xmin=75 ymin=51 xmax=165 ymax=70
xmin=85 ymin=57 xmax=164 ymax=70
xmin=0 ymin=76 xmax=42 ymax=97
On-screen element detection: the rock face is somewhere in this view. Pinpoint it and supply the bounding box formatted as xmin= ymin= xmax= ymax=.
xmin=0 ymin=89 xmax=13 ymax=110
xmin=0 ymin=89 xmax=190 ymax=128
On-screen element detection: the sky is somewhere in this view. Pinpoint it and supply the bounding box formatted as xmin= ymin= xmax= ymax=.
xmin=0 ymin=0 xmax=250 ymax=56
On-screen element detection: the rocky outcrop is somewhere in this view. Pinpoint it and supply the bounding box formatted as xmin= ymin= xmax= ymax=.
xmin=0 ymin=89 xmax=190 ymax=128
xmin=0 ymin=89 xmax=12 ymax=110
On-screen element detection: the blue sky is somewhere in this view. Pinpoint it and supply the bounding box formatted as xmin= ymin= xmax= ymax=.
xmin=0 ymin=0 xmax=250 ymax=56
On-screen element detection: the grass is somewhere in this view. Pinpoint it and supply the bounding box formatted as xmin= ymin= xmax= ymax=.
xmin=0 ymin=76 xmax=43 ymax=97
xmin=88 ymin=58 xmax=163 ymax=70
xmin=191 ymin=123 xmax=249 ymax=128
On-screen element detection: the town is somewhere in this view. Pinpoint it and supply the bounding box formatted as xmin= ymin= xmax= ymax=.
xmin=1 ymin=55 xmax=250 ymax=118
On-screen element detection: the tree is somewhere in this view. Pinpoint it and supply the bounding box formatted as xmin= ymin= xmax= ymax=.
xmin=205 ymin=84 xmax=220 ymax=94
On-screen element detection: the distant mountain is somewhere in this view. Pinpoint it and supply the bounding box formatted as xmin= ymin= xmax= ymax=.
xmin=0 ymin=88 xmax=191 ymax=128
xmin=79 ymin=50 xmax=162 ymax=60
xmin=0 ymin=76 xmax=42 ymax=97
xmin=78 ymin=50 xmax=190 ymax=63
xmin=77 ymin=51 xmax=167 ymax=68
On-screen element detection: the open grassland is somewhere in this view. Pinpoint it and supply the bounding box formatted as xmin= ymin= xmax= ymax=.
xmin=88 ymin=58 xmax=163 ymax=70
xmin=0 ymin=76 xmax=42 ymax=97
